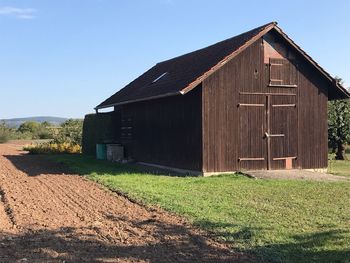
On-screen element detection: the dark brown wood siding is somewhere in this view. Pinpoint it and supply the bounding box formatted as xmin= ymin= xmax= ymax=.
xmin=202 ymin=32 xmax=329 ymax=172
xmin=270 ymin=31 xmax=329 ymax=169
xmin=119 ymin=88 xmax=202 ymax=171
xmin=202 ymin=41 xmax=262 ymax=172
xmin=296 ymin=61 xmax=328 ymax=169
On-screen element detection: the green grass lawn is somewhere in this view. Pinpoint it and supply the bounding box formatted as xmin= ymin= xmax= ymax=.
xmin=50 ymin=155 xmax=350 ymax=263
xmin=328 ymin=150 xmax=350 ymax=177
xmin=329 ymin=159 xmax=350 ymax=177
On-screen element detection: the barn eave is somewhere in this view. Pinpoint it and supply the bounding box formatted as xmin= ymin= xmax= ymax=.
xmin=95 ymin=91 xmax=182 ymax=110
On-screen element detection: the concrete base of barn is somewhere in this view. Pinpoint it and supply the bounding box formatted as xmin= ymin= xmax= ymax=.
xmin=137 ymin=162 xmax=239 ymax=177
xmin=137 ymin=162 xmax=202 ymax=176
xmin=136 ymin=162 xmax=348 ymax=181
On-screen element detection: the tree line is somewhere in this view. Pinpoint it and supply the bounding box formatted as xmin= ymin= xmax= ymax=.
xmin=328 ymin=77 xmax=350 ymax=160
xmin=0 ymin=119 xmax=83 ymax=145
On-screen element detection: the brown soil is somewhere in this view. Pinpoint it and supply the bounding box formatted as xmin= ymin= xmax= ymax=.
xmin=0 ymin=141 xmax=257 ymax=263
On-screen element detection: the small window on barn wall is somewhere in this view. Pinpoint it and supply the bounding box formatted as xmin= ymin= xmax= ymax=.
xmin=268 ymin=58 xmax=297 ymax=87
xmin=121 ymin=117 xmax=133 ymax=141
xmin=263 ymin=33 xmax=297 ymax=88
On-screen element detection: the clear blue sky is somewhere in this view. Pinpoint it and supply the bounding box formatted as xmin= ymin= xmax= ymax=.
xmin=1 ymin=0 xmax=349 ymax=119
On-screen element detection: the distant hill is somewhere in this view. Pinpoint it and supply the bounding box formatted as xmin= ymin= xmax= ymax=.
xmin=1 ymin=117 xmax=68 ymax=128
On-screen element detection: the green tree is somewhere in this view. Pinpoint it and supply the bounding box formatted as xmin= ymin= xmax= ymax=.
xmin=41 ymin=121 xmax=51 ymax=127
xmin=37 ymin=122 xmax=54 ymax=139
xmin=0 ymin=121 xmax=10 ymax=143
xmin=328 ymin=78 xmax=350 ymax=160
xmin=17 ymin=121 xmax=54 ymax=139
xmin=54 ymin=119 xmax=83 ymax=145
xmin=18 ymin=121 xmax=41 ymax=135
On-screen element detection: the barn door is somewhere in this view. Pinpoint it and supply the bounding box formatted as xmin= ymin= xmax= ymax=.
xmin=238 ymin=93 xmax=297 ymax=170
xmin=238 ymin=94 xmax=267 ymax=170
xmin=266 ymin=57 xmax=298 ymax=169
xmin=267 ymin=95 xmax=298 ymax=169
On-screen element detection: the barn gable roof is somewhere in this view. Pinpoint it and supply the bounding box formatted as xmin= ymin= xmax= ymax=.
xmin=96 ymin=22 xmax=349 ymax=109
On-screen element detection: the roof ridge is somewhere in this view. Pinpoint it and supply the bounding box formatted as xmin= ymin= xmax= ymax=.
xmin=156 ymin=21 xmax=277 ymax=65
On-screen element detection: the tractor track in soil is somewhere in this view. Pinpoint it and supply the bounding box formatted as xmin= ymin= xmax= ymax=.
xmin=0 ymin=141 xmax=258 ymax=263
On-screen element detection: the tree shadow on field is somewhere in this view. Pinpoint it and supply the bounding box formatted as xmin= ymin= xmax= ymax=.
xmin=4 ymin=152 xmax=194 ymax=177
xmin=4 ymin=153 xmax=72 ymax=176
xmin=196 ymin=219 xmax=350 ymax=263
xmin=0 ymin=222 xmax=255 ymax=263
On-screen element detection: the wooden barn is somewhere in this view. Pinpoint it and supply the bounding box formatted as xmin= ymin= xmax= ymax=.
xmin=95 ymin=22 xmax=349 ymax=175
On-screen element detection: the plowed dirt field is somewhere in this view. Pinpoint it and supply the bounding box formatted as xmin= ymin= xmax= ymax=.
xmin=0 ymin=141 xmax=256 ymax=263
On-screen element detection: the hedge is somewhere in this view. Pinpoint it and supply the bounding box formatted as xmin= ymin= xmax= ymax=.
xmin=82 ymin=112 xmax=118 ymax=155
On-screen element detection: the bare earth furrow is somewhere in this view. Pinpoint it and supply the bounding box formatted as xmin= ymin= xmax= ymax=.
xmin=0 ymin=141 xmax=257 ymax=263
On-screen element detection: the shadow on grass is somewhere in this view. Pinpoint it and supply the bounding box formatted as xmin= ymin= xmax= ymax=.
xmin=4 ymin=153 xmax=189 ymax=177
xmin=4 ymin=153 xmax=197 ymax=177
xmin=253 ymin=230 xmax=350 ymax=263
xmin=196 ymin=219 xmax=350 ymax=263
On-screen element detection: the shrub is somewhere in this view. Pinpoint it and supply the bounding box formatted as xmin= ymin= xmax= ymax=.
xmin=18 ymin=121 xmax=55 ymax=140
xmin=0 ymin=130 xmax=9 ymax=143
xmin=38 ymin=129 xmax=53 ymax=139
xmin=24 ymin=142 xmax=82 ymax=154
xmin=0 ymin=122 xmax=10 ymax=144
xmin=18 ymin=121 xmax=41 ymax=134
xmin=22 ymin=119 xmax=83 ymax=155
xmin=82 ymin=113 xmax=117 ymax=155
xmin=54 ymin=119 xmax=83 ymax=145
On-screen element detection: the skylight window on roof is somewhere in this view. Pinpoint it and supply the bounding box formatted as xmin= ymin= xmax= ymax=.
xmin=152 ymin=72 xmax=168 ymax=83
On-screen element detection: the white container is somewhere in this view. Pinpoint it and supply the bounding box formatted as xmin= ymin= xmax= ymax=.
xmin=106 ymin=144 xmax=124 ymax=162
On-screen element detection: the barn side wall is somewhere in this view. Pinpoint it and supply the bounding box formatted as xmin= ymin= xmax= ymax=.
xmin=202 ymin=34 xmax=329 ymax=172
xmin=296 ymin=55 xmax=329 ymax=169
xmin=119 ymin=88 xmax=202 ymax=171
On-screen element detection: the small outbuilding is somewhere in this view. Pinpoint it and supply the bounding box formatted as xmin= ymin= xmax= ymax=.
xmin=95 ymin=22 xmax=349 ymax=175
